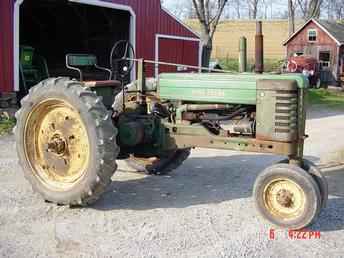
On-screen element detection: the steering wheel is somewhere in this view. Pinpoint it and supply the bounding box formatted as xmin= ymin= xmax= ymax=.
xmin=110 ymin=40 xmax=135 ymax=79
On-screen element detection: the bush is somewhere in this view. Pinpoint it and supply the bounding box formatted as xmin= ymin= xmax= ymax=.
xmin=0 ymin=116 xmax=16 ymax=136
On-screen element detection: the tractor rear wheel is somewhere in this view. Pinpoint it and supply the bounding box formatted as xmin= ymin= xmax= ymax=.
xmin=254 ymin=163 xmax=322 ymax=229
xmin=15 ymin=78 xmax=119 ymax=206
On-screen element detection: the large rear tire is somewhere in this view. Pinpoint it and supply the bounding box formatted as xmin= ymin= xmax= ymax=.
xmin=15 ymin=78 xmax=119 ymax=206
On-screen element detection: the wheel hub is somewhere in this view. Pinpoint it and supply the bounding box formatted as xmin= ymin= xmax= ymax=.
xmin=47 ymin=134 xmax=68 ymax=156
xmin=23 ymin=99 xmax=90 ymax=190
xmin=263 ymin=178 xmax=306 ymax=220
xmin=276 ymin=189 xmax=294 ymax=208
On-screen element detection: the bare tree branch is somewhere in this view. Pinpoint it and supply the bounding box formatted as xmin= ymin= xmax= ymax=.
xmin=192 ymin=0 xmax=228 ymax=67
xmin=297 ymin=0 xmax=323 ymax=19
xmin=247 ymin=0 xmax=260 ymax=19
xmin=288 ymin=0 xmax=296 ymax=35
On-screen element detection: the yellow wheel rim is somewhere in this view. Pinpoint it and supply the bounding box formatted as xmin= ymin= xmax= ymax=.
xmin=24 ymin=99 xmax=90 ymax=191
xmin=263 ymin=178 xmax=306 ymax=221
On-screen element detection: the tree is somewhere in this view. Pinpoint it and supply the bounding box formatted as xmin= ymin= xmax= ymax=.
xmin=192 ymin=0 xmax=228 ymax=67
xmin=288 ymin=0 xmax=296 ymax=35
xmin=261 ymin=0 xmax=270 ymax=19
xmin=231 ymin=0 xmax=242 ymax=18
xmin=334 ymin=1 xmax=344 ymax=19
xmin=162 ymin=0 xmax=193 ymax=19
xmin=307 ymin=0 xmax=323 ymax=18
xmin=328 ymin=0 xmax=344 ymax=20
xmin=297 ymin=0 xmax=323 ymax=19
xmin=248 ymin=0 xmax=259 ymax=19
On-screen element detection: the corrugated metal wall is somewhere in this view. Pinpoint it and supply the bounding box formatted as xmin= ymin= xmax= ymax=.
xmin=113 ymin=0 xmax=199 ymax=76
xmin=158 ymin=38 xmax=199 ymax=74
xmin=105 ymin=0 xmax=198 ymax=57
xmin=0 ymin=0 xmax=199 ymax=93
xmin=0 ymin=0 xmax=14 ymax=93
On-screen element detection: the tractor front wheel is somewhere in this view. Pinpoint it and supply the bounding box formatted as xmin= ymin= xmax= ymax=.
xmin=15 ymin=78 xmax=119 ymax=206
xmin=278 ymin=159 xmax=328 ymax=209
xmin=253 ymin=163 xmax=322 ymax=229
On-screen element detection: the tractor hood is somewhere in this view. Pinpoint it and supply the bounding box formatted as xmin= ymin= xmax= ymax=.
xmin=158 ymin=73 xmax=308 ymax=105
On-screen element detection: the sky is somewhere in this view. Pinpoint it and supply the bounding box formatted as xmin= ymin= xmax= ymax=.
xmin=162 ymin=0 xmax=289 ymax=20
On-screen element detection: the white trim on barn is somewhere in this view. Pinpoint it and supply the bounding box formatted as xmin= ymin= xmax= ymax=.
xmin=13 ymin=0 xmax=24 ymax=91
xmin=13 ymin=0 xmax=137 ymax=91
xmin=160 ymin=6 xmax=200 ymax=38
xmin=283 ymin=18 xmax=342 ymax=46
xmin=154 ymin=34 xmax=202 ymax=77
xmin=312 ymin=19 xmax=342 ymax=46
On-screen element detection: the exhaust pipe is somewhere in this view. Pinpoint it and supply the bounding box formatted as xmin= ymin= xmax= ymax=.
xmin=239 ymin=37 xmax=247 ymax=73
xmin=255 ymin=21 xmax=264 ymax=74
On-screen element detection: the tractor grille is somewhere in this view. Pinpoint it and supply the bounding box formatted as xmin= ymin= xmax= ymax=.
xmin=274 ymin=90 xmax=298 ymax=140
xmin=256 ymin=79 xmax=300 ymax=143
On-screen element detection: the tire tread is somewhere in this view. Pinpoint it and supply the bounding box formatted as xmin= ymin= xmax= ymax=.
xmin=15 ymin=78 xmax=119 ymax=206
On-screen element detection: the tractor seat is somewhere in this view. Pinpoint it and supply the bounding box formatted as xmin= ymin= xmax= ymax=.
xmin=84 ymin=80 xmax=121 ymax=88
xmin=66 ymin=54 xmax=114 ymax=82
xmin=65 ymin=54 xmax=121 ymax=109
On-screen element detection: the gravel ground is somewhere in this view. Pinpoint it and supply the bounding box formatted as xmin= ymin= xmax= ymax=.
xmin=1 ymin=106 xmax=344 ymax=258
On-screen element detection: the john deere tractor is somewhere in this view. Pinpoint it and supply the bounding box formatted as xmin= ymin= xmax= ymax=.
xmin=15 ymin=42 xmax=328 ymax=230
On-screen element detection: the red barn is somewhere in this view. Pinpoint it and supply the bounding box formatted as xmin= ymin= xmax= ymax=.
xmin=284 ymin=19 xmax=344 ymax=85
xmin=0 ymin=0 xmax=201 ymax=94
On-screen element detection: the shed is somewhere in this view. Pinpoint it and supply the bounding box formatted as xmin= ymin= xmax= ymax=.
xmin=284 ymin=19 xmax=344 ymax=85
xmin=0 ymin=0 xmax=201 ymax=94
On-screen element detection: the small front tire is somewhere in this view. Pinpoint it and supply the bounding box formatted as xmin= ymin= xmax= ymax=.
xmin=303 ymin=160 xmax=328 ymax=209
xmin=254 ymin=163 xmax=322 ymax=229
xmin=278 ymin=159 xmax=328 ymax=209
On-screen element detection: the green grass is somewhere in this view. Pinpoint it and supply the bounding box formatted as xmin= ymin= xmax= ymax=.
xmin=0 ymin=118 xmax=16 ymax=136
xmin=308 ymin=89 xmax=344 ymax=107
xmin=217 ymin=58 xmax=284 ymax=73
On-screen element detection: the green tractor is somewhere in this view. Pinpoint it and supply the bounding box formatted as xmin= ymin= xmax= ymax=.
xmin=15 ymin=42 xmax=328 ymax=230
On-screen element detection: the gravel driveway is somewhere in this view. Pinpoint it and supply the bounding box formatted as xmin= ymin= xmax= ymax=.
xmin=1 ymin=106 xmax=344 ymax=258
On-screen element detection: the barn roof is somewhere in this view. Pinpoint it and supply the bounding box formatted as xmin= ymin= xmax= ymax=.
xmin=317 ymin=20 xmax=344 ymax=43
xmin=283 ymin=18 xmax=344 ymax=46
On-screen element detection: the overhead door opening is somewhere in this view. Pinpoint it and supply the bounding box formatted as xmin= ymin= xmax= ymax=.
xmin=16 ymin=0 xmax=134 ymax=94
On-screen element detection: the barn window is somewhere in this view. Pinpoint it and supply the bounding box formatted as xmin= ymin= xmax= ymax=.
xmin=319 ymin=51 xmax=331 ymax=69
xmin=295 ymin=51 xmax=304 ymax=56
xmin=308 ymin=29 xmax=317 ymax=42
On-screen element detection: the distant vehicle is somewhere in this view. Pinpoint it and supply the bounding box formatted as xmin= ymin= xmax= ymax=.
xmin=286 ymin=55 xmax=321 ymax=88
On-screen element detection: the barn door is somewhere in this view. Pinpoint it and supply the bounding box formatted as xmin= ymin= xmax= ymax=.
xmin=156 ymin=37 xmax=200 ymax=76
xmin=319 ymin=51 xmax=333 ymax=84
